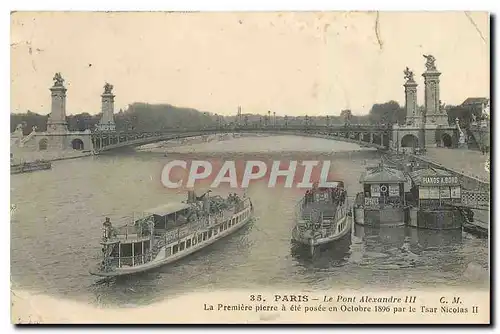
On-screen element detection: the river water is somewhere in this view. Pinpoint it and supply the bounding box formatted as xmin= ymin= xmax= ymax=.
xmin=10 ymin=136 xmax=489 ymax=308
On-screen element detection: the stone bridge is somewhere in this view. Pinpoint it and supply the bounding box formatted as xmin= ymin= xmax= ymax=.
xmin=91 ymin=125 xmax=393 ymax=152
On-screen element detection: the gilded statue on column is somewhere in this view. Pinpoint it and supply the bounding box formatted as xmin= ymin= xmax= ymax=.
xmin=53 ymin=72 xmax=65 ymax=87
xmin=103 ymin=82 xmax=114 ymax=94
xmin=403 ymin=67 xmax=414 ymax=82
xmin=423 ymin=54 xmax=437 ymax=71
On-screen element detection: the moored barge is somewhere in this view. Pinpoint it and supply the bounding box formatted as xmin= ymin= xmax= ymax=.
xmin=353 ymin=163 xmax=411 ymax=227
xmin=10 ymin=153 xmax=52 ymax=175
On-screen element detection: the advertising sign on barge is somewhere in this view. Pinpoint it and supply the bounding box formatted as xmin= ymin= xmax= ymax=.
xmin=407 ymin=167 xmax=464 ymax=230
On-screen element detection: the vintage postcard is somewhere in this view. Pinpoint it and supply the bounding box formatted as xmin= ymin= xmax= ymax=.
xmin=10 ymin=11 xmax=490 ymax=324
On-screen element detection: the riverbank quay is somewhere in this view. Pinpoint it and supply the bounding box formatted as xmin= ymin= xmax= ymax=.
xmin=10 ymin=150 xmax=93 ymax=164
xmin=411 ymin=148 xmax=489 ymax=192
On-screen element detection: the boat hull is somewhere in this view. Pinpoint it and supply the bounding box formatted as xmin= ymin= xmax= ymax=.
xmin=291 ymin=216 xmax=353 ymax=248
xmin=353 ymin=206 xmax=406 ymax=227
xmin=90 ymin=208 xmax=254 ymax=278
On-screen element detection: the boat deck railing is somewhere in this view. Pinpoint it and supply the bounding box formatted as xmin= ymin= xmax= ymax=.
xmin=296 ymin=199 xmax=349 ymax=228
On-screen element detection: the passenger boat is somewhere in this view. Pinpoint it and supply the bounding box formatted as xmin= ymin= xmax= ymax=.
xmin=90 ymin=190 xmax=254 ymax=277
xmin=291 ymin=181 xmax=352 ymax=255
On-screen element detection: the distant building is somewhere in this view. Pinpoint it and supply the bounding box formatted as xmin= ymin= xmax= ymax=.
xmin=461 ymin=97 xmax=489 ymax=110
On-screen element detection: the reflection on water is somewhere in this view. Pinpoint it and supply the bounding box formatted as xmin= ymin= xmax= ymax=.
xmin=351 ymin=224 xmax=464 ymax=271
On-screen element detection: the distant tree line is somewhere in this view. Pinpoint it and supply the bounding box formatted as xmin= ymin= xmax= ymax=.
xmin=10 ymin=100 xmax=480 ymax=135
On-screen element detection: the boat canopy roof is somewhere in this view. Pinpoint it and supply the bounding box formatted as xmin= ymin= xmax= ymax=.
xmin=359 ymin=165 xmax=407 ymax=184
xmin=313 ymin=180 xmax=344 ymax=189
xmin=143 ymin=202 xmax=190 ymax=217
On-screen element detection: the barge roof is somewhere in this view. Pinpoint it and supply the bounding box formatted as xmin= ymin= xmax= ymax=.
xmin=359 ymin=165 xmax=407 ymax=184
xmin=409 ymin=167 xmax=457 ymax=185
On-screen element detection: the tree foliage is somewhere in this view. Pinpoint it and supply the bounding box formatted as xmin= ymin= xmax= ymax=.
xmin=11 ymin=100 xmax=411 ymax=134
xmin=446 ymin=104 xmax=484 ymax=128
xmin=368 ymin=101 xmax=405 ymax=126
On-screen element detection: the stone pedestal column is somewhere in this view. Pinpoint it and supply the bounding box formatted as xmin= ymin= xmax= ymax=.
xmin=46 ymin=73 xmax=68 ymax=134
xmin=422 ymin=55 xmax=448 ymax=126
xmin=422 ymin=70 xmax=441 ymax=123
xmin=404 ymin=80 xmax=419 ymax=126
xmin=97 ymin=83 xmax=116 ymax=131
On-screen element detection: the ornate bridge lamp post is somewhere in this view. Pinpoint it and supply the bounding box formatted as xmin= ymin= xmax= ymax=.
xmin=305 ymin=115 xmax=310 ymax=130
xmin=273 ymin=111 xmax=276 ymax=128
xmin=326 ymin=115 xmax=330 ymax=127
xmin=284 ymin=115 xmax=288 ymax=129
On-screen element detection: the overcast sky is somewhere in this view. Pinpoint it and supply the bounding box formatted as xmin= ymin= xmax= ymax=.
xmin=11 ymin=11 xmax=489 ymax=116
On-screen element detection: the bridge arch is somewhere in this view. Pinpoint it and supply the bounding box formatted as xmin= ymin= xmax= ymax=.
xmin=401 ymin=134 xmax=419 ymax=148
xmin=93 ymin=127 xmax=390 ymax=152
xmin=38 ymin=138 xmax=48 ymax=151
xmin=441 ymin=133 xmax=452 ymax=148
xmin=71 ymin=138 xmax=85 ymax=150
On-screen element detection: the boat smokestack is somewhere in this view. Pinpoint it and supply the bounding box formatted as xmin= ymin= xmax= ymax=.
xmin=187 ymin=190 xmax=196 ymax=203
xmin=203 ymin=195 xmax=210 ymax=213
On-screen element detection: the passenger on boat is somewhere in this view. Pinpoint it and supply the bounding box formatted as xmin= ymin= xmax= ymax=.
xmin=340 ymin=190 xmax=346 ymax=204
xmin=103 ymin=217 xmax=112 ymax=239
xmin=305 ymin=190 xmax=313 ymax=205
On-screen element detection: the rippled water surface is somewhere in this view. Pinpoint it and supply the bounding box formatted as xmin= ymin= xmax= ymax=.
xmin=10 ymin=136 xmax=489 ymax=307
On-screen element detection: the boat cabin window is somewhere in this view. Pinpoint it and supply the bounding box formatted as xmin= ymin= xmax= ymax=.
xmin=151 ymin=207 xmax=190 ymax=231
xmin=179 ymin=241 xmax=185 ymax=251
xmin=133 ymin=242 xmax=145 ymax=257
xmin=119 ymin=243 xmax=133 ymax=257
xmin=173 ymin=244 xmax=179 ymax=254
xmin=198 ymin=234 xmax=203 ymax=243
xmin=223 ymin=222 xmax=227 ymax=230
xmin=186 ymin=239 xmax=192 ymax=248
xmin=208 ymin=230 xmax=213 ymax=238
xmin=203 ymin=232 xmax=208 ymax=241
xmin=219 ymin=225 xmax=224 ymax=232
xmin=232 ymin=218 xmax=236 ymax=225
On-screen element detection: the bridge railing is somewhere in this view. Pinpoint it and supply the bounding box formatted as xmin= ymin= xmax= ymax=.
xmin=92 ymin=123 xmax=390 ymax=135
xmin=461 ymin=190 xmax=490 ymax=208
xmin=91 ymin=124 xmax=392 ymax=152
